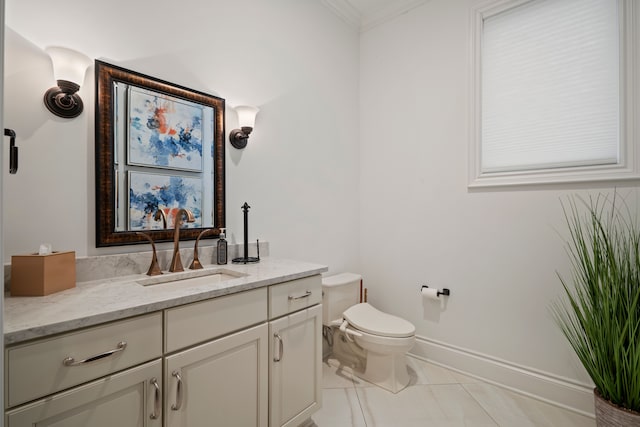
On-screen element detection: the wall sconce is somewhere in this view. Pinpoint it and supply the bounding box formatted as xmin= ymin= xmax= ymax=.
xmin=43 ymin=47 xmax=91 ymax=119
xmin=229 ymin=106 xmax=259 ymax=149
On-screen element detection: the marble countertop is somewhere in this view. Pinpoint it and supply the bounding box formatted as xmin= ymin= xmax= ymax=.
xmin=4 ymin=257 xmax=328 ymax=346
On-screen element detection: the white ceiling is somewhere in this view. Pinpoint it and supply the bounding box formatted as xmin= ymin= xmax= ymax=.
xmin=320 ymin=0 xmax=429 ymax=32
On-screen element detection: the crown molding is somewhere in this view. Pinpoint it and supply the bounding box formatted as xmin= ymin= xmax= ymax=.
xmin=361 ymin=0 xmax=430 ymax=32
xmin=320 ymin=0 xmax=361 ymax=29
xmin=321 ymin=0 xmax=430 ymax=32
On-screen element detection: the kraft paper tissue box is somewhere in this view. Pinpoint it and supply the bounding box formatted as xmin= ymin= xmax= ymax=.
xmin=11 ymin=251 xmax=76 ymax=296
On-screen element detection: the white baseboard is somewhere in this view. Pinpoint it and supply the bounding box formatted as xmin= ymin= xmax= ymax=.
xmin=410 ymin=335 xmax=595 ymax=418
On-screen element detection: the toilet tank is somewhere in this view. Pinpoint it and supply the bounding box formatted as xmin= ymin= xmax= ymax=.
xmin=321 ymin=273 xmax=362 ymax=326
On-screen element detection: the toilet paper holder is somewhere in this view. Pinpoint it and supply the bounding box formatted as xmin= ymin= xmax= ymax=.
xmin=421 ymin=285 xmax=450 ymax=297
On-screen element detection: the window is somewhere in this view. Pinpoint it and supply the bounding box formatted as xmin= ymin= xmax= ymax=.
xmin=469 ymin=0 xmax=639 ymax=187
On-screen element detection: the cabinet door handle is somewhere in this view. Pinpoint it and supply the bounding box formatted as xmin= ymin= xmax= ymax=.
xmin=150 ymin=377 xmax=161 ymax=420
xmin=274 ymin=333 xmax=284 ymax=362
xmin=171 ymin=371 xmax=183 ymax=411
xmin=62 ymin=341 xmax=127 ymax=366
xmin=288 ymin=290 xmax=312 ymax=301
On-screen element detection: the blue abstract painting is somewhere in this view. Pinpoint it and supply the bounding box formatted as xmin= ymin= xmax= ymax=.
xmin=128 ymin=87 xmax=204 ymax=171
xmin=128 ymin=171 xmax=202 ymax=230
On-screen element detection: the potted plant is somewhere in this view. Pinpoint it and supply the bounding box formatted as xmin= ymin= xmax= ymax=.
xmin=552 ymin=193 xmax=640 ymax=426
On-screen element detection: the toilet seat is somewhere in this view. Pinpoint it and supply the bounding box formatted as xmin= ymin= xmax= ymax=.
xmin=343 ymin=303 xmax=415 ymax=338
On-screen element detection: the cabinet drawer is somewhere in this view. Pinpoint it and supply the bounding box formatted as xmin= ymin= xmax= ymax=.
xmin=269 ymin=275 xmax=321 ymax=319
xmin=165 ymin=287 xmax=268 ymax=353
xmin=6 ymin=312 xmax=162 ymax=408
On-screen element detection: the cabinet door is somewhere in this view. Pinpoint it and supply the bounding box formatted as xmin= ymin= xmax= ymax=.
xmin=165 ymin=322 xmax=268 ymax=427
xmin=270 ymin=304 xmax=322 ymax=427
xmin=6 ymin=359 xmax=162 ymax=427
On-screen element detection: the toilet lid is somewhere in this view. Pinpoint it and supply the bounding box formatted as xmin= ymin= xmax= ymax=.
xmin=343 ymin=303 xmax=415 ymax=338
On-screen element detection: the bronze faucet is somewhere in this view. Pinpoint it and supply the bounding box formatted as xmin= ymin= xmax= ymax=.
xmin=190 ymin=228 xmax=215 ymax=270
xmin=169 ymin=208 xmax=196 ymax=272
xmin=136 ymin=232 xmax=162 ymax=276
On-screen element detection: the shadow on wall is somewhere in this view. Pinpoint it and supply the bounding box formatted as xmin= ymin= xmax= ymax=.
xmin=4 ymin=27 xmax=59 ymax=140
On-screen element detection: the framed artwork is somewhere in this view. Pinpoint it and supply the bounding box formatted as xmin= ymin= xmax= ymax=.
xmin=128 ymin=171 xmax=203 ymax=230
xmin=128 ymin=86 xmax=204 ymax=171
xmin=95 ymin=61 xmax=225 ymax=246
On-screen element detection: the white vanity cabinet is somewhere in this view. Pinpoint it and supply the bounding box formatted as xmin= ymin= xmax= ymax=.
xmin=163 ymin=288 xmax=269 ymax=427
xmin=4 ymin=270 xmax=325 ymax=427
xmin=268 ymin=275 xmax=323 ymax=427
xmin=4 ymin=312 xmax=163 ymax=427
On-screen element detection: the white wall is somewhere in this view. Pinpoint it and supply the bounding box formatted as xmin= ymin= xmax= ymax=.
xmin=5 ymin=0 xmax=638 ymax=414
xmin=359 ymin=0 xmax=637 ymax=410
xmin=3 ymin=0 xmax=360 ymax=274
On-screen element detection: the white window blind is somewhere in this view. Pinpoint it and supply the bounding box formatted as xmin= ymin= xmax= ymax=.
xmin=481 ymin=0 xmax=620 ymax=173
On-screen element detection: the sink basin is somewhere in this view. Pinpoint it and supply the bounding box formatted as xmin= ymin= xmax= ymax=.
xmin=137 ymin=268 xmax=247 ymax=287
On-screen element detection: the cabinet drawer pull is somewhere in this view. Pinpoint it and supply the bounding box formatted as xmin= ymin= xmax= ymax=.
xmin=274 ymin=333 xmax=284 ymax=362
xmin=171 ymin=371 xmax=183 ymax=411
xmin=150 ymin=377 xmax=161 ymax=420
xmin=288 ymin=290 xmax=312 ymax=301
xmin=62 ymin=341 xmax=127 ymax=366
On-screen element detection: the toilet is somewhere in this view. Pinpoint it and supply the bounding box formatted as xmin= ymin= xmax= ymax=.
xmin=322 ymin=273 xmax=416 ymax=393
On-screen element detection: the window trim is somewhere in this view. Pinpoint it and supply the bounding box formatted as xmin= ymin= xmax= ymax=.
xmin=468 ymin=0 xmax=640 ymax=188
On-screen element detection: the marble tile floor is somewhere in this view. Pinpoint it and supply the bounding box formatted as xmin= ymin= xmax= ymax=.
xmin=309 ymin=355 xmax=595 ymax=427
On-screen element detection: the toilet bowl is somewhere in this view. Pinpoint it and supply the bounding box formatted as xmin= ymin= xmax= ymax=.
xmin=322 ymin=273 xmax=416 ymax=393
xmin=342 ymin=302 xmax=415 ymax=393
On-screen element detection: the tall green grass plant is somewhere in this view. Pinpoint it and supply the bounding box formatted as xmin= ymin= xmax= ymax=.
xmin=552 ymin=193 xmax=640 ymax=412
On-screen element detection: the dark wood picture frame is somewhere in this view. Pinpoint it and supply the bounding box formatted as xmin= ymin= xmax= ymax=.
xmin=95 ymin=60 xmax=225 ymax=246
